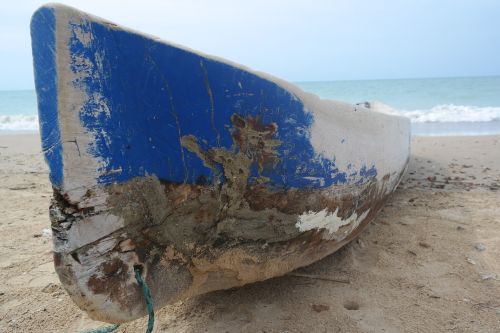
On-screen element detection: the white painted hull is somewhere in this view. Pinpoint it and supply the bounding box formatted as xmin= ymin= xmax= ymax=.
xmin=31 ymin=4 xmax=410 ymax=323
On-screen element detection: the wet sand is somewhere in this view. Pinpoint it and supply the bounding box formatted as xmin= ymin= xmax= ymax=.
xmin=0 ymin=134 xmax=499 ymax=332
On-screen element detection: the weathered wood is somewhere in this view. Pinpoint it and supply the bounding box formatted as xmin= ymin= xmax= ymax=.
xmin=31 ymin=4 xmax=410 ymax=323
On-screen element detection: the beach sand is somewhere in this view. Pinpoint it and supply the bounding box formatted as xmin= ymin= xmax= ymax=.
xmin=0 ymin=133 xmax=499 ymax=332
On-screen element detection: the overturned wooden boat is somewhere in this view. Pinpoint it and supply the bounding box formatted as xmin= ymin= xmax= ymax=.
xmin=31 ymin=3 xmax=410 ymax=323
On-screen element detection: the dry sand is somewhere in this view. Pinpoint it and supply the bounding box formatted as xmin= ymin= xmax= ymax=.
xmin=0 ymin=133 xmax=499 ymax=332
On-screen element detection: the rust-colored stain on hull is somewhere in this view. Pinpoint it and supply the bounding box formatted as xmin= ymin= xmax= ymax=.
xmin=49 ymin=114 xmax=406 ymax=322
xmin=32 ymin=4 xmax=410 ymax=324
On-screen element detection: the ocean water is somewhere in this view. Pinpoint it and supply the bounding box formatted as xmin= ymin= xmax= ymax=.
xmin=297 ymin=76 xmax=500 ymax=136
xmin=1 ymin=76 xmax=500 ymax=136
xmin=0 ymin=90 xmax=39 ymax=132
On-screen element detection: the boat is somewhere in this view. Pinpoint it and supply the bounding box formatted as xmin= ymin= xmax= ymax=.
xmin=31 ymin=3 xmax=410 ymax=323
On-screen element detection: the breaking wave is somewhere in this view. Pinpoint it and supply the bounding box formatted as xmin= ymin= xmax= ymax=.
xmin=1 ymin=105 xmax=500 ymax=131
xmin=0 ymin=115 xmax=39 ymax=131
xmin=401 ymin=105 xmax=500 ymax=123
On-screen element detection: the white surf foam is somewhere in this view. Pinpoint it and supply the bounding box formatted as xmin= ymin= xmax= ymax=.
xmin=1 ymin=104 xmax=499 ymax=132
xmin=0 ymin=115 xmax=39 ymax=131
xmin=401 ymin=105 xmax=500 ymax=123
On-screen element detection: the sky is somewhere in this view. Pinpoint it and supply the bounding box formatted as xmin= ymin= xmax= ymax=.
xmin=1 ymin=0 xmax=500 ymax=90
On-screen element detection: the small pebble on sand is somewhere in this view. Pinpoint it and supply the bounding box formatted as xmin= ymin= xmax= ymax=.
xmin=474 ymin=243 xmax=486 ymax=252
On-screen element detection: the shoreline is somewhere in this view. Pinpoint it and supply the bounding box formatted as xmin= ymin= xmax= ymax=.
xmin=3 ymin=119 xmax=500 ymax=137
xmin=0 ymin=133 xmax=499 ymax=332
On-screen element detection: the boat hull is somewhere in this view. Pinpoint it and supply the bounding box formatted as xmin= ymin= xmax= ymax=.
xmin=31 ymin=4 xmax=410 ymax=322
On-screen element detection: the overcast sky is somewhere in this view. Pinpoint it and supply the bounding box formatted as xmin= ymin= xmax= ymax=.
xmin=1 ymin=0 xmax=499 ymax=90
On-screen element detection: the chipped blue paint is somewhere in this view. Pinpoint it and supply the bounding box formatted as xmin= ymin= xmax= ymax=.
xmin=33 ymin=6 xmax=377 ymax=190
xmin=31 ymin=7 xmax=63 ymax=187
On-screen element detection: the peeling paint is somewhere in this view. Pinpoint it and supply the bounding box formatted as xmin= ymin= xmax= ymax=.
xmin=32 ymin=3 xmax=411 ymax=325
xmin=296 ymin=208 xmax=370 ymax=240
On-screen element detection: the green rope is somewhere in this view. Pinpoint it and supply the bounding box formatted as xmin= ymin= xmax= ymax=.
xmin=79 ymin=266 xmax=155 ymax=333
xmin=134 ymin=266 xmax=155 ymax=333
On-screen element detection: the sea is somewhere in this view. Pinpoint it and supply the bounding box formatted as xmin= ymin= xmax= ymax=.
xmin=1 ymin=76 xmax=500 ymax=136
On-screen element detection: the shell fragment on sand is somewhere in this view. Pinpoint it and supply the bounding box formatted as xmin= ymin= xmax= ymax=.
xmin=31 ymin=3 xmax=410 ymax=323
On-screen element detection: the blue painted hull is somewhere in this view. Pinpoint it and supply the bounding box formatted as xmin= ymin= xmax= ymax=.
xmin=31 ymin=4 xmax=410 ymax=323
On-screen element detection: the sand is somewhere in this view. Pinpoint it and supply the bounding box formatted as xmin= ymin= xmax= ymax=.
xmin=0 ymin=133 xmax=499 ymax=332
